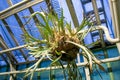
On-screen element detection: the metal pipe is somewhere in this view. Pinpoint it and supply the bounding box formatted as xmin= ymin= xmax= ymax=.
xmin=83 ymin=56 xmax=91 ymax=80
xmin=109 ymin=0 xmax=120 ymax=38
xmin=78 ymin=25 xmax=120 ymax=43
xmin=98 ymin=26 xmax=119 ymax=43
xmin=0 ymin=0 xmax=44 ymax=19
xmin=92 ymin=0 xmax=101 ymax=25
xmin=0 ymin=56 xmax=119 ymax=75
xmin=0 ymin=45 xmax=25 ymax=54
xmin=109 ymin=0 xmax=120 ymax=53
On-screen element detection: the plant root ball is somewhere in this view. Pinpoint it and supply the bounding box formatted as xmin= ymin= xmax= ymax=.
xmin=52 ymin=36 xmax=80 ymax=62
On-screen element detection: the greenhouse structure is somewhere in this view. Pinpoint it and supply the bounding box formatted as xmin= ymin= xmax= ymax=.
xmin=0 ymin=0 xmax=120 ymax=80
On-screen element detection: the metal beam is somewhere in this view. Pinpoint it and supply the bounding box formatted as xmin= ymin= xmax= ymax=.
xmin=0 ymin=0 xmax=30 ymax=16
xmin=83 ymin=57 xmax=91 ymax=80
xmin=66 ymin=0 xmax=79 ymax=28
xmin=45 ymin=0 xmax=55 ymax=14
xmin=0 ymin=0 xmax=44 ymax=19
xmin=91 ymin=0 xmax=105 ymax=47
xmin=0 ymin=56 xmax=119 ymax=75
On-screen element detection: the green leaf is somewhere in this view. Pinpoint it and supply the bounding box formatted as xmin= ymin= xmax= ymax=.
xmin=30 ymin=12 xmax=54 ymax=38
xmin=94 ymin=64 xmax=103 ymax=80
xmin=23 ymin=32 xmax=39 ymax=43
xmin=66 ymin=22 xmax=73 ymax=35
xmin=49 ymin=55 xmax=62 ymax=80
xmin=39 ymin=12 xmax=53 ymax=36
xmin=77 ymin=18 xmax=93 ymax=33
xmin=37 ymin=26 xmax=49 ymax=41
xmin=59 ymin=61 xmax=67 ymax=80
xmin=59 ymin=9 xmax=65 ymax=34
xmin=97 ymin=63 xmax=106 ymax=72
xmin=77 ymin=19 xmax=86 ymax=31
xmin=86 ymin=40 xmax=101 ymax=47
xmin=50 ymin=54 xmax=62 ymax=66
xmin=48 ymin=13 xmax=57 ymax=32
xmin=80 ymin=26 xmax=92 ymax=40
xmin=55 ymin=50 xmax=61 ymax=55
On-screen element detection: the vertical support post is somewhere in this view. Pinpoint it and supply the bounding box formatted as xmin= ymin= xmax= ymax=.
xmin=83 ymin=57 xmax=91 ymax=80
xmin=91 ymin=0 xmax=105 ymax=47
xmin=91 ymin=0 xmax=114 ymax=80
xmin=9 ymin=62 xmax=16 ymax=80
xmin=77 ymin=53 xmax=91 ymax=80
xmin=108 ymin=0 xmax=120 ymax=53
xmin=77 ymin=54 xmax=80 ymax=63
xmin=104 ymin=50 xmax=114 ymax=80
xmin=37 ymin=63 xmax=41 ymax=79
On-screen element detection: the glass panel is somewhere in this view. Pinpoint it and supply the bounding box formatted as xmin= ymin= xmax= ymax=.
xmin=32 ymin=1 xmax=47 ymax=12
xmin=107 ymin=47 xmax=119 ymax=58
xmin=5 ymin=15 xmax=24 ymax=45
xmin=91 ymin=63 xmax=111 ymax=80
xmin=91 ymin=60 xmax=120 ymax=80
xmin=103 ymin=0 xmax=115 ymax=38
xmin=11 ymin=0 xmax=22 ymax=4
xmin=84 ymin=2 xmax=93 ymax=12
xmin=72 ymin=0 xmax=84 ymax=24
xmin=3 ymin=16 xmax=26 ymax=62
xmin=111 ymin=61 xmax=120 ymax=80
xmin=17 ymin=9 xmax=40 ymax=39
xmin=0 ymin=20 xmax=15 ymax=48
xmin=0 ymin=0 xmax=9 ymax=11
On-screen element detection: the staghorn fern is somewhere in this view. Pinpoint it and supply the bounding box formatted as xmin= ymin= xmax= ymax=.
xmin=23 ymin=11 xmax=105 ymax=80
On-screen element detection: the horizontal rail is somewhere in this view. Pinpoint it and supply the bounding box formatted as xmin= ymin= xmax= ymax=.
xmin=0 ymin=0 xmax=29 ymax=15
xmin=0 ymin=42 xmax=38 ymax=54
xmin=0 ymin=56 xmax=119 ymax=75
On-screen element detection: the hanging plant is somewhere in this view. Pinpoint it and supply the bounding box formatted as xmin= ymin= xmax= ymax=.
xmin=23 ymin=10 xmax=105 ymax=80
